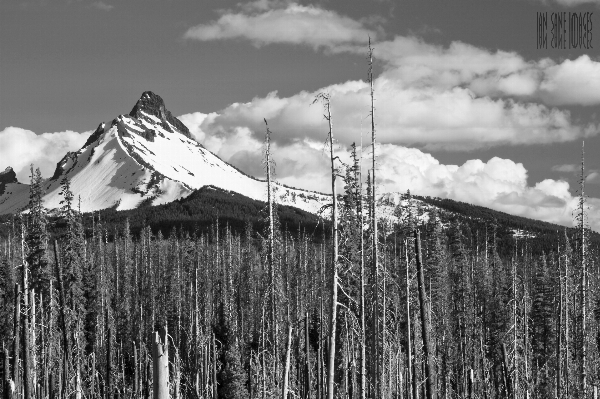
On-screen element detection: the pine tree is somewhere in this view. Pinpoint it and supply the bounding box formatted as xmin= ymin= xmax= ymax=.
xmin=530 ymin=254 xmax=555 ymax=397
xmin=59 ymin=177 xmax=85 ymax=314
xmin=218 ymin=336 xmax=248 ymax=399
xmin=26 ymin=166 xmax=50 ymax=299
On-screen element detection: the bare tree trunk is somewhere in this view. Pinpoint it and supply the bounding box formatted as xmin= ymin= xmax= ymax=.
xmin=212 ymin=332 xmax=218 ymax=399
xmin=368 ymin=38 xmax=380 ymax=399
xmin=4 ymin=345 xmax=13 ymax=399
xmin=173 ymin=350 xmax=181 ymax=399
xmin=152 ymin=324 xmax=168 ymax=399
xmin=564 ymin=232 xmax=570 ymax=399
xmin=107 ymin=314 xmax=113 ymax=399
xmin=405 ymin=245 xmax=414 ymax=399
xmin=306 ymin=312 xmax=312 ymax=399
xmin=468 ymin=369 xmax=474 ymax=399
xmin=282 ymin=326 xmax=293 ymax=399
xmin=133 ymin=342 xmax=140 ymax=399
xmin=264 ymin=119 xmax=279 ymax=388
xmin=11 ymin=284 xmax=20 ymax=397
xmin=414 ymin=231 xmax=436 ymax=399
xmin=20 ymin=227 xmax=31 ymax=399
xmin=360 ymin=193 xmax=366 ymax=399
xmin=318 ymin=94 xmax=339 ymax=399
xmin=261 ymin=306 xmax=267 ymax=399
xmin=75 ymin=318 xmax=81 ymax=399
xmin=502 ymin=344 xmax=513 ymax=399
xmin=578 ymin=141 xmax=588 ymax=398
xmin=557 ymin=250 xmax=562 ymax=399
xmin=52 ymin=241 xmax=69 ymax=397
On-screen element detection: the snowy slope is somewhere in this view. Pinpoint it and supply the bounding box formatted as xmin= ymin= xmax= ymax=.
xmin=0 ymin=92 xmax=329 ymax=215
xmin=0 ymin=167 xmax=29 ymax=214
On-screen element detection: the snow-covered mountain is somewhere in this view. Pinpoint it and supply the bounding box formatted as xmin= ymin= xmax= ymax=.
xmin=0 ymin=92 xmax=329 ymax=215
xmin=0 ymin=167 xmax=29 ymax=214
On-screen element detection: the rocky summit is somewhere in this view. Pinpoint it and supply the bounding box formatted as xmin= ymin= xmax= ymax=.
xmin=128 ymin=91 xmax=192 ymax=138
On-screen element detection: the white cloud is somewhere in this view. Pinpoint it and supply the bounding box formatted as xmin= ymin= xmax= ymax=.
xmin=90 ymin=1 xmax=114 ymax=11
xmin=0 ymin=127 xmax=91 ymax=183
xmin=180 ymin=78 xmax=595 ymax=151
xmin=366 ymin=37 xmax=600 ymax=108
xmin=587 ymin=171 xmax=600 ymax=185
xmin=183 ymin=1 xmax=377 ymax=50
xmin=539 ymin=55 xmax=600 ymax=106
xmin=552 ymin=164 xmax=579 ymax=173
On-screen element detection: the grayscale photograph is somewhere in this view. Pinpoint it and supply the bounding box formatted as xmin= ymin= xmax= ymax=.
xmin=0 ymin=0 xmax=599 ymax=398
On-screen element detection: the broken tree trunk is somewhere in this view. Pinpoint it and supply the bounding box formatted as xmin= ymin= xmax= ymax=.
xmin=152 ymin=325 xmax=169 ymax=399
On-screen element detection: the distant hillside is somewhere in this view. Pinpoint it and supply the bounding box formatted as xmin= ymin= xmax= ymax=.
xmin=0 ymin=185 xmax=328 ymax=240
xmin=416 ymin=195 xmax=600 ymax=258
xmin=87 ymin=185 xmax=328 ymax=238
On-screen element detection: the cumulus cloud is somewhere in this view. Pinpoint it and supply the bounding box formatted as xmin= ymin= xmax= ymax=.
xmin=539 ymin=55 xmax=600 ymax=106
xmin=0 ymin=127 xmax=91 ymax=183
xmin=367 ymin=37 xmax=600 ymax=107
xmin=179 ymin=78 xmax=595 ymax=151
xmin=183 ymin=1 xmax=377 ymax=50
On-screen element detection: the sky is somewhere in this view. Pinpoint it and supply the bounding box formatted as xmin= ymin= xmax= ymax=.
xmin=1 ymin=0 xmax=600 ymax=230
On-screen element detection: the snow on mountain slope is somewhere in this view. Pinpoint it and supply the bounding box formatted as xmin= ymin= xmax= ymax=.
xmin=0 ymin=167 xmax=29 ymax=214
xmin=0 ymin=92 xmax=329 ymax=215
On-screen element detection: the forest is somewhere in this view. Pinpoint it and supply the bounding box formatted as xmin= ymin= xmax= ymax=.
xmin=1 ymin=45 xmax=599 ymax=399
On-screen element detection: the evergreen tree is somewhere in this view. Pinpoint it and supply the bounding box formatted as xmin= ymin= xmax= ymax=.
xmin=26 ymin=165 xmax=50 ymax=298
xmin=59 ymin=177 xmax=85 ymax=313
xmin=218 ymin=336 xmax=249 ymax=399
xmin=530 ymin=254 xmax=555 ymax=397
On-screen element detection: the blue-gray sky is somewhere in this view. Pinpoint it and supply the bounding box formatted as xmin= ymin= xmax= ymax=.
xmin=1 ymin=0 xmax=600 ymax=229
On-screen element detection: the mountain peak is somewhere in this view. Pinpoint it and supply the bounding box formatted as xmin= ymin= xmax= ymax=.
xmin=129 ymin=91 xmax=165 ymax=116
xmin=0 ymin=166 xmax=18 ymax=196
xmin=129 ymin=91 xmax=191 ymax=138
xmin=0 ymin=167 xmax=17 ymax=184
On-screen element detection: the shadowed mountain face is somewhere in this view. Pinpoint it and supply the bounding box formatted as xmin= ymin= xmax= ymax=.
xmin=129 ymin=91 xmax=192 ymax=139
xmin=0 ymin=167 xmax=17 ymax=185
xmin=0 ymin=92 xmax=329 ymax=216
xmin=0 ymin=167 xmax=18 ymax=196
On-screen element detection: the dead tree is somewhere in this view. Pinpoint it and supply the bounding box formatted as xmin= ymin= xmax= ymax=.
xmin=152 ymin=324 xmax=169 ymax=399
xmin=577 ymin=141 xmax=588 ymax=397
xmin=264 ymin=118 xmax=279 ymax=384
xmin=414 ymin=230 xmax=436 ymax=399
xmin=368 ymin=38 xmax=381 ymax=397
xmin=282 ymin=325 xmax=293 ymax=399
xmin=314 ymin=92 xmax=339 ymax=399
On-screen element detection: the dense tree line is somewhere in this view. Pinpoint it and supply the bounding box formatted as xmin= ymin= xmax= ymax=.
xmin=0 ymin=161 xmax=599 ymax=399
